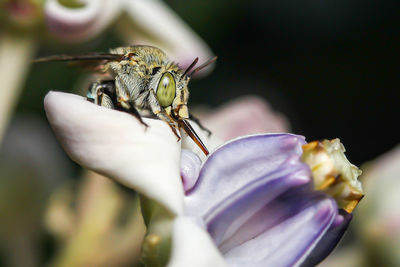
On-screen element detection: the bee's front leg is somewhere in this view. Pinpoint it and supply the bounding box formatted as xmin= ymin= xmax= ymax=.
xmin=88 ymin=80 xmax=148 ymax=128
xmin=148 ymin=89 xmax=181 ymax=141
xmin=113 ymin=98 xmax=148 ymax=128
xmin=122 ymin=103 xmax=149 ymax=128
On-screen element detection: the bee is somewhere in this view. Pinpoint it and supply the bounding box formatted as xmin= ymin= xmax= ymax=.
xmin=34 ymin=45 xmax=217 ymax=155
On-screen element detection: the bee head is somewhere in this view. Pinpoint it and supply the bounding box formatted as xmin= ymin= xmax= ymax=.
xmin=152 ymin=56 xmax=217 ymax=119
xmin=150 ymin=68 xmax=189 ymax=119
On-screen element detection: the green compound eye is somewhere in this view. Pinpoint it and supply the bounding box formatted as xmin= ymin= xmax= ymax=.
xmin=156 ymin=72 xmax=176 ymax=107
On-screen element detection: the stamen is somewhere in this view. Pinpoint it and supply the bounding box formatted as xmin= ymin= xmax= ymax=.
xmin=302 ymin=139 xmax=364 ymax=213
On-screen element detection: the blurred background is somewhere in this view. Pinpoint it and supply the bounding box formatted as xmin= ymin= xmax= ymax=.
xmin=0 ymin=0 xmax=399 ymax=266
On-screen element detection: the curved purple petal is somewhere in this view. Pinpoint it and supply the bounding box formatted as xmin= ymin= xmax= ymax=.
xmin=299 ymin=209 xmax=352 ymax=267
xmin=205 ymin=162 xmax=311 ymax=249
xmin=223 ymin=195 xmax=337 ymax=267
xmin=184 ymin=134 xmax=306 ymax=217
xmin=180 ymin=149 xmax=202 ymax=193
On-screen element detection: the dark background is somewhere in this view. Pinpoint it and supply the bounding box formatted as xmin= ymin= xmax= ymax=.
xmin=18 ymin=0 xmax=399 ymax=166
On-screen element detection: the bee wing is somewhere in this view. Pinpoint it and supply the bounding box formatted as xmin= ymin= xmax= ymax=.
xmin=32 ymin=53 xmax=124 ymax=63
xmin=33 ymin=53 xmax=126 ymax=72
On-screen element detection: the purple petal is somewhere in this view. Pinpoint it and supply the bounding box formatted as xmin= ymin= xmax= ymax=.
xmin=180 ymin=149 xmax=202 ymax=193
xmin=223 ymin=196 xmax=337 ymax=267
xmin=184 ymin=134 xmax=307 ymax=217
xmin=205 ymin=162 xmax=311 ymax=249
xmin=300 ymin=209 xmax=352 ymax=267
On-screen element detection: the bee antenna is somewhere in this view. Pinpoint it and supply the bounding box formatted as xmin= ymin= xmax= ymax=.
xmin=181 ymin=57 xmax=199 ymax=79
xmin=189 ymin=56 xmax=217 ymax=77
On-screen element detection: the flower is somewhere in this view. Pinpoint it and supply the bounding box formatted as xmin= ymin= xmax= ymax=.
xmin=44 ymin=91 xmax=362 ymax=266
xmin=178 ymin=134 xmax=355 ymax=267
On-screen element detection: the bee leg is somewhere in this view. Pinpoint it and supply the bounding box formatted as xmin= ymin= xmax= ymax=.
xmin=189 ymin=113 xmax=212 ymax=136
xmin=115 ymin=76 xmax=132 ymax=107
xmin=148 ymin=89 xmax=181 ymax=141
xmin=114 ymin=99 xmax=148 ymax=128
xmin=87 ymin=80 xmax=115 ymax=109
xmin=88 ymin=80 xmax=148 ymax=128
xmin=125 ymin=103 xmax=149 ymax=128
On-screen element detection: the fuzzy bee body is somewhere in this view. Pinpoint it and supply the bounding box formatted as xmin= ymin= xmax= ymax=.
xmin=35 ymin=45 xmax=215 ymax=155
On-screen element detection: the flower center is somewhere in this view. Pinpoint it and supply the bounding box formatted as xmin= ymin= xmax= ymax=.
xmin=301 ymin=138 xmax=364 ymax=213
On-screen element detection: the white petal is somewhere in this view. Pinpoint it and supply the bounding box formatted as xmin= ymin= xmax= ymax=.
xmin=168 ymin=217 xmax=226 ymax=267
xmin=121 ymin=0 xmax=214 ymax=75
xmin=44 ymin=91 xmax=184 ymax=215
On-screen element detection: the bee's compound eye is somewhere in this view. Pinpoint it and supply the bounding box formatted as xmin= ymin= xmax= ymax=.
xmin=156 ymin=72 xmax=176 ymax=107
